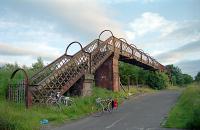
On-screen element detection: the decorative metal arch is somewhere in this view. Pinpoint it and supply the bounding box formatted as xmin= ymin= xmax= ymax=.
xmin=9 ymin=68 xmax=31 ymax=108
xmin=130 ymin=44 xmax=137 ymax=49
xmin=65 ymin=41 xmax=91 ymax=73
xmin=138 ymin=49 xmax=145 ymax=56
xmin=10 ymin=68 xmax=29 ymax=84
xmin=145 ymin=53 xmax=154 ymax=59
xmin=145 ymin=53 xmax=150 ymax=57
xmin=65 ymin=41 xmax=84 ymax=56
xmin=129 ymin=44 xmax=139 ymax=56
xmin=98 ymin=30 xmax=114 ymax=46
xmin=119 ymin=37 xmax=133 ymax=55
xmin=138 ymin=49 xmax=144 ymax=53
xmin=119 ymin=38 xmax=127 ymax=43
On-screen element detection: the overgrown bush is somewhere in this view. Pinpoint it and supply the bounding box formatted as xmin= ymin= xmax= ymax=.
xmin=119 ymin=62 xmax=170 ymax=90
xmin=147 ymin=72 xmax=169 ymax=90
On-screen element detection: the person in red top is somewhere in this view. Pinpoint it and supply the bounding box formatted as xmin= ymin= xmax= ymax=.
xmin=112 ymin=99 xmax=118 ymax=109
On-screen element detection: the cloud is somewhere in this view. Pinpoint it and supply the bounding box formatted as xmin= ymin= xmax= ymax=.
xmin=40 ymin=0 xmax=124 ymax=37
xmin=0 ymin=17 xmax=74 ymax=44
xmin=155 ymin=40 xmax=200 ymax=64
xmin=125 ymin=12 xmax=200 ymax=66
xmin=157 ymin=20 xmax=200 ymax=46
xmin=0 ymin=15 xmax=75 ymax=66
xmin=175 ymin=60 xmax=200 ymax=77
xmin=0 ymin=0 xmax=125 ymax=68
xmin=0 ymin=42 xmax=61 ymax=61
xmin=0 ymin=20 xmax=19 ymax=28
xmin=126 ymin=12 xmax=177 ymax=40
xmin=101 ymin=0 xmax=156 ymax=4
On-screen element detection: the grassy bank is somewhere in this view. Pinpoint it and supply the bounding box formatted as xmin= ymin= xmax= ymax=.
xmin=0 ymin=86 xmax=154 ymax=130
xmin=165 ymin=83 xmax=200 ymax=129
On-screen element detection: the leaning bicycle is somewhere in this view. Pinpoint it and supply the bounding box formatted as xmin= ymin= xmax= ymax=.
xmin=46 ymin=91 xmax=74 ymax=109
xmin=93 ymin=97 xmax=117 ymax=117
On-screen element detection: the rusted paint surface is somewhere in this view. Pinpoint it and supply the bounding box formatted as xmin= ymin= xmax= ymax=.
xmin=95 ymin=53 xmax=120 ymax=91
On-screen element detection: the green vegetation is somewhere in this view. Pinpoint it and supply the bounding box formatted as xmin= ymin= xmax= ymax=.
xmin=165 ymin=83 xmax=200 ymax=129
xmin=0 ymin=57 xmax=156 ymax=130
xmin=0 ymin=86 xmax=154 ymax=130
xmin=31 ymin=57 xmax=44 ymax=72
xmin=119 ymin=62 xmax=170 ymax=90
xmin=195 ymin=72 xmax=200 ymax=82
xmin=166 ymin=64 xmax=193 ymax=86
xmin=0 ymin=58 xmax=196 ymax=130
xmin=119 ymin=63 xmax=194 ymax=90
xmin=0 ymin=58 xmax=43 ymax=99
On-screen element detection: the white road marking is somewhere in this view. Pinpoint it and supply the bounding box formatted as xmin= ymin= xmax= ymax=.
xmin=105 ymin=118 xmax=123 ymax=129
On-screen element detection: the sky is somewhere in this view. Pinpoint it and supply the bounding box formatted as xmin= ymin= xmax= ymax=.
xmin=0 ymin=0 xmax=200 ymax=77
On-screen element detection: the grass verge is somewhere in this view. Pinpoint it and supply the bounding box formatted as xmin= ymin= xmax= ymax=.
xmin=0 ymin=86 xmax=154 ymax=130
xmin=165 ymin=82 xmax=200 ymax=129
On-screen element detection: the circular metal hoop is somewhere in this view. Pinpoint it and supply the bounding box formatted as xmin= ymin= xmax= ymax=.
xmin=10 ymin=68 xmax=29 ymax=85
xmin=138 ymin=49 xmax=144 ymax=53
xmin=145 ymin=53 xmax=150 ymax=56
xmin=130 ymin=44 xmax=137 ymax=49
xmin=65 ymin=41 xmax=84 ymax=56
xmin=119 ymin=38 xmax=127 ymax=44
xmin=137 ymin=49 xmax=144 ymax=56
xmin=119 ymin=38 xmax=128 ymax=50
xmin=145 ymin=53 xmax=153 ymax=59
xmin=98 ymin=30 xmax=114 ymax=46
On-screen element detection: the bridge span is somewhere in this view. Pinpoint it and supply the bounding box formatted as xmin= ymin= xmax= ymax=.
xmin=7 ymin=30 xmax=165 ymax=107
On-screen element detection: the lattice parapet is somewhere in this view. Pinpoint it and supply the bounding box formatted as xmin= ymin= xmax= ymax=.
xmin=112 ymin=37 xmax=164 ymax=70
xmin=84 ymin=39 xmax=100 ymax=53
xmin=30 ymin=54 xmax=72 ymax=85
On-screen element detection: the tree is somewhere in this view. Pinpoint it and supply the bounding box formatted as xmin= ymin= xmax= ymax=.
xmin=195 ymin=72 xmax=200 ymax=82
xmin=182 ymin=74 xmax=193 ymax=84
xmin=2 ymin=62 xmax=19 ymax=71
xmin=146 ymin=72 xmax=169 ymax=90
xmin=119 ymin=62 xmax=170 ymax=89
xmin=119 ymin=62 xmax=140 ymax=85
xmin=31 ymin=57 xmax=44 ymax=71
xmin=166 ymin=64 xmax=193 ymax=86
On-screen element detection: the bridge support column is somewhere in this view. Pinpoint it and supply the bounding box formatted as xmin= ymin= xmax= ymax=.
xmin=82 ymin=74 xmax=94 ymax=96
xmin=95 ymin=53 xmax=120 ymax=92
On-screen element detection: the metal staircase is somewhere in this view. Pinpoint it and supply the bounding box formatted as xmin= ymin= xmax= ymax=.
xmin=7 ymin=30 xmax=165 ymax=105
xmin=29 ymin=37 xmax=114 ymax=103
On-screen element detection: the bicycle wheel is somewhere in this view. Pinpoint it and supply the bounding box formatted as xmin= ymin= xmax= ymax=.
xmin=107 ymin=101 xmax=113 ymax=113
xmin=92 ymin=103 xmax=104 ymax=117
xmin=46 ymin=98 xmax=61 ymax=110
xmin=67 ymin=99 xmax=74 ymax=106
xmin=46 ymin=98 xmax=53 ymax=106
xmin=52 ymin=100 xmax=61 ymax=109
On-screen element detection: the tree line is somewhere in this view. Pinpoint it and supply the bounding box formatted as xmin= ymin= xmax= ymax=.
xmin=0 ymin=57 xmax=44 ymax=73
xmin=119 ymin=62 xmax=199 ymax=90
xmin=1 ymin=58 xmax=200 ymax=91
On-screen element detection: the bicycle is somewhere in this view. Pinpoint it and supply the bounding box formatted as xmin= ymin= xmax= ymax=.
xmin=46 ymin=91 xmax=74 ymax=109
xmin=92 ymin=97 xmax=114 ymax=117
